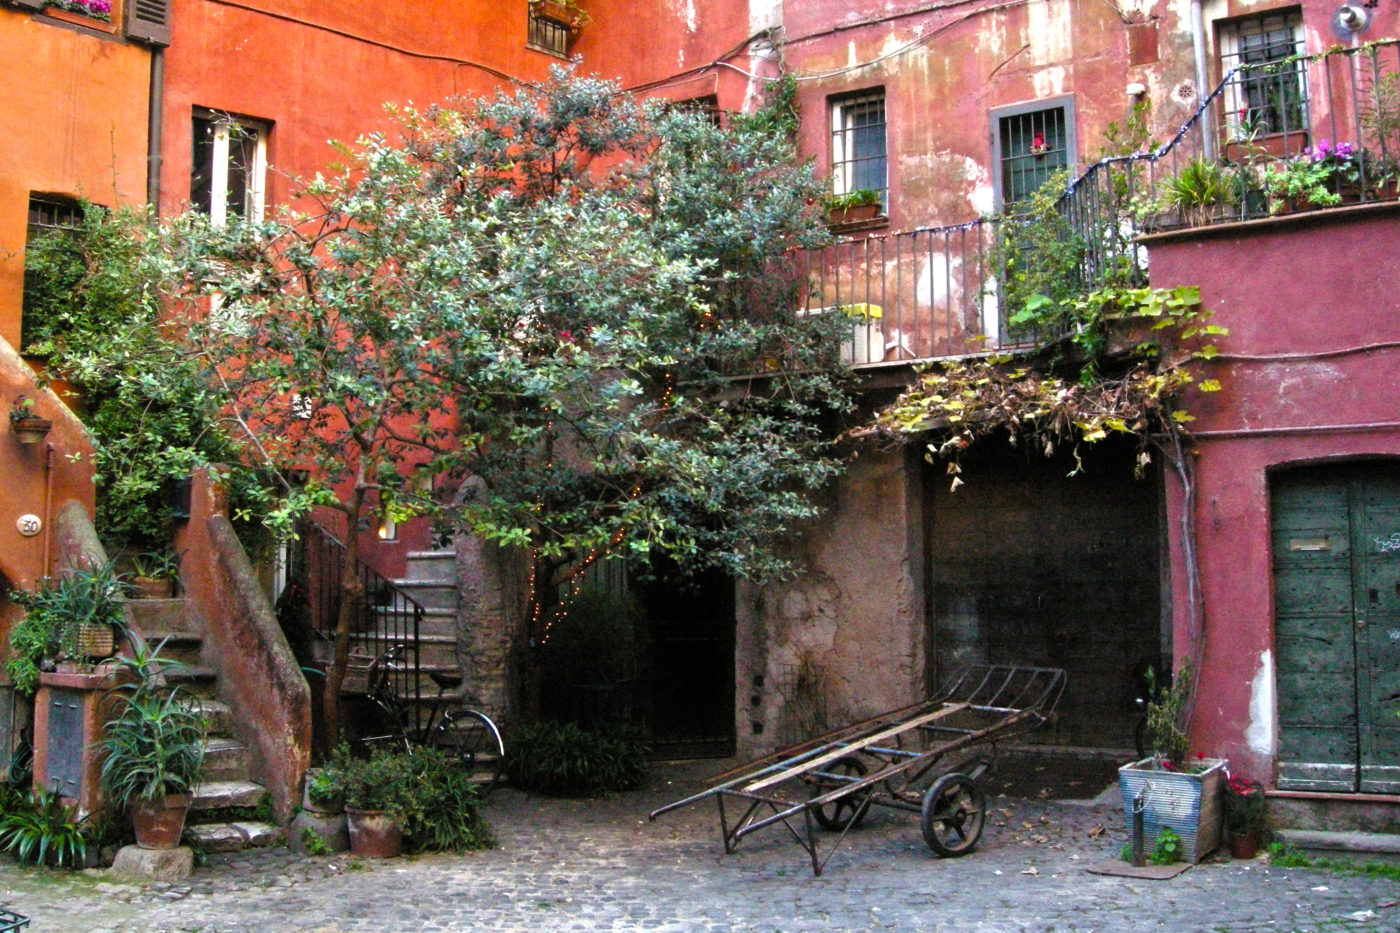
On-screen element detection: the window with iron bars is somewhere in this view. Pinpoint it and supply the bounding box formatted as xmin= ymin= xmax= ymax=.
xmin=994 ymin=101 xmax=1073 ymax=206
xmin=528 ymin=11 xmax=571 ymax=57
xmin=830 ymin=90 xmax=887 ymax=211
xmin=1220 ymin=11 xmax=1307 ymax=140
xmin=21 ymin=195 xmax=86 ymax=352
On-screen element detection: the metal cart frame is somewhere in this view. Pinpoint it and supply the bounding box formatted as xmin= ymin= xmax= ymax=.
xmin=650 ymin=664 xmax=1066 ymax=876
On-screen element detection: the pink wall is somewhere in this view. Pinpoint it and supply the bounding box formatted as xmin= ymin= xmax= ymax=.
xmin=1146 ymin=204 xmax=1400 ymax=781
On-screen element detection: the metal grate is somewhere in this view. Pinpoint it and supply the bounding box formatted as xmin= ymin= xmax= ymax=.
xmin=0 ymin=909 xmax=29 ymax=932
xmin=1221 ymin=12 xmax=1307 ymax=139
xmin=528 ymin=14 xmax=570 ymax=56
xmin=831 ymin=91 xmax=887 ymax=209
xmin=999 ymin=106 xmax=1069 ymax=204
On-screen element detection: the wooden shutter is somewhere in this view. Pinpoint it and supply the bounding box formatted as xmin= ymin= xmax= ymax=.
xmin=125 ymin=0 xmax=170 ymax=46
xmin=8 ymin=0 xmax=47 ymax=12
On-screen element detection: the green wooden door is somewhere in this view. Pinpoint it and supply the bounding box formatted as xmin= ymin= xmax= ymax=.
xmin=1272 ymin=464 xmax=1400 ymax=793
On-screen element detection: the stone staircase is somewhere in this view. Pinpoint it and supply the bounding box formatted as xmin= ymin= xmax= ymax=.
xmin=125 ymin=596 xmax=281 ymax=853
xmin=347 ymin=549 xmax=465 ymax=705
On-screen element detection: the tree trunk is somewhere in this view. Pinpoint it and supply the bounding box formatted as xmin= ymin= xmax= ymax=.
xmin=322 ymin=491 xmax=366 ymax=745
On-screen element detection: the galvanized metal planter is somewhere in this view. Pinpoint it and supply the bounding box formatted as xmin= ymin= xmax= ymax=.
xmin=1118 ymin=756 xmax=1226 ymax=863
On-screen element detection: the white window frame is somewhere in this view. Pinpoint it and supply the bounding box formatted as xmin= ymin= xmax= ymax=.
xmin=830 ymin=90 xmax=888 ymax=206
xmin=1218 ymin=11 xmax=1307 ymax=140
xmin=194 ymin=111 xmax=268 ymax=225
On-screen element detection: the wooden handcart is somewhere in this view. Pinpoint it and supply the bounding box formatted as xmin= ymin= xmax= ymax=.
xmin=649 ymin=664 xmax=1066 ymax=876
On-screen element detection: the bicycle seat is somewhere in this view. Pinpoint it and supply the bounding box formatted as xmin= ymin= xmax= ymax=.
xmin=429 ymin=671 xmax=463 ymax=690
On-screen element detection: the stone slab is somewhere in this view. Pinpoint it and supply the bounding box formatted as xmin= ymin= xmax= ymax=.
xmin=290 ymin=811 xmax=349 ymax=854
xmin=191 ymin=780 xmax=265 ymax=809
xmin=109 ymin=844 xmax=194 ymax=881
xmin=1085 ymin=858 xmax=1192 ymax=879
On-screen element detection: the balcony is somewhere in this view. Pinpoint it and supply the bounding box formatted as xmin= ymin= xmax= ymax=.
xmin=800 ymin=40 xmax=1400 ymax=370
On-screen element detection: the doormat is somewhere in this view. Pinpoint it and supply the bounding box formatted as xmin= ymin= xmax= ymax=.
xmin=1085 ymin=859 xmax=1191 ymax=880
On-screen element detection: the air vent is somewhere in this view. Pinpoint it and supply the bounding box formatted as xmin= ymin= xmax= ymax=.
xmin=125 ymin=0 xmax=170 ymax=46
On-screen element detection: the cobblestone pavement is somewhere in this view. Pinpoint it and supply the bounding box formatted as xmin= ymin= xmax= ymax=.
xmin=1 ymin=761 xmax=1397 ymax=932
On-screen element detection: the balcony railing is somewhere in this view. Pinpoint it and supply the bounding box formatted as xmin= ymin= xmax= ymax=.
xmin=800 ymin=39 xmax=1400 ymax=368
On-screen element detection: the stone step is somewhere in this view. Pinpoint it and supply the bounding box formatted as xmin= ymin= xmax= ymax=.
xmin=141 ymin=631 xmax=203 ymax=667
xmin=200 ymin=737 xmax=250 ymax=781
xmin=191 ymin=780 xmax=266 ymax=810
xmin=404 ymin=549 xmax=455 ymax=582
xmin=1273 ymin=829 xmax=1400 ymax=864
xmin=347 ymin=635 xmax=459 ymax=668
xmin=191 ymin=699 xmax=233 ymax=735
xmin=388 ymin=579 xmax=458 ymax=612
xmin=123 ymin=598 xmax=195 ymax=636
xmin=166 ymin=665 xmax=218 ymax=699
xmin=183 ymin=821 xmax=282 ymax=853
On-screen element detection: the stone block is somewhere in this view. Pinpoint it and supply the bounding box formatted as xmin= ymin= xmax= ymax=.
xmin=290 ymin=810 xmax=349 ymax=854
xmin=109 ymin=844 xmax=194 ymax=881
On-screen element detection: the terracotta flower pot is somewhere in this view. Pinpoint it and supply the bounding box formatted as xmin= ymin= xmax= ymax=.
xmin=129 ymin=576 xmax=174 ymax=599
xmin=130 ymin=794 xmax=191 ymax=849
xmin=1229 ymin=832 xmax=1259 ymax=859
xmin=11 ymin=417 xmax=52 ymax=444
xmin=828 ymin=204 xmax=880 ymax=226
xmin=345 ymin=807 xmax=403 ymax=858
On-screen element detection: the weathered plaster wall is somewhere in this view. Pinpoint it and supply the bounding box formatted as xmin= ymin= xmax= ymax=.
xmin=0 ymin=9 xmax=150 ymax=348
xmin=1145 ymin=204 xmax=1400 ymax=781
xmin=735 ymin=446 xmax=923 ymax=757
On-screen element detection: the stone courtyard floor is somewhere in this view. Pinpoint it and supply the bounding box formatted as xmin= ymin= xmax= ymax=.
xmin=1 ymin=759 xmax=1397 ymax=932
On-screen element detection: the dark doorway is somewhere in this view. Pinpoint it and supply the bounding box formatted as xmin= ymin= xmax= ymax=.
xmin=924 ymin=438 xmax=1163 ymax=748
xmin=631 ymin=567 xmax=736 ymax=759
xmin=1272 ymin=461 xmax=1400 ymax=793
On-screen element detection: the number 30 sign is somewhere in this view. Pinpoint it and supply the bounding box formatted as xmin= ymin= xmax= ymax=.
xmin=16 ymin=514 xmax=41 ymax=537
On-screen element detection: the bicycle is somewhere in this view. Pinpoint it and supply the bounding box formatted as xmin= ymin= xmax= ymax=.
xmin=353 ymin=644 xmax=505 ymax=796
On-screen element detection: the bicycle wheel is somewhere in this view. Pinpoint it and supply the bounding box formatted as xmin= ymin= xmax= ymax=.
xmin=430 ymin=708 xmax=505 ymax=797
xmin=343 ymin=695 xmax=411 ymax=758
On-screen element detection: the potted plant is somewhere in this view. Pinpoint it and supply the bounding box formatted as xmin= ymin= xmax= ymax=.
xmin=1223 ymin=774 xmax=1267 ymax=858
xmin=127 ymin=549 xmax=181 ymax=599
xmin=825 ymin=188 xmax=883 ymax=226
xmin=529 ymin=0 xmax=588 ymax=30
xmin=302 ymin=766 xmax=344 ymax=815
xmin=9 ymin=396 xmax=52 ymax=445
xmin=1117 ymin=666 xmax=1226 ymax=864
xmin=1163 ymin=157 xmax=1238 ymax=227
xmin=99 ymin=637 xmax=206 ymax=849
xmin=337 ymin=748 xmax=416 ymax=858
xmin=1264 ymin=149 xmax=1346 ymax=214
xmin=6 ymin=562 xmax=126 ymax=691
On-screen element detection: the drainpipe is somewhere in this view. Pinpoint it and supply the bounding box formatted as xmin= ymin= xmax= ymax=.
xmin=1190 ymin=0 xmax=1216 ymax=160
xmin=41 ymin=444 xmax=53 ymax=578
xmin=146 ymin=48 xmax=164 ymax=212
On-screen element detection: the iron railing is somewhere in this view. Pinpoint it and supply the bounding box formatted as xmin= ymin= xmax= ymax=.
xmin=302 ymin=521 xmax=427 ymax=735
xmin=800 ymin=40 xmax=1400 ymax=368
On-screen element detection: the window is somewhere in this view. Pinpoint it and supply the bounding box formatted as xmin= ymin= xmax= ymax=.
xmin=527 ymin=1 xmax=584 ymax=57
xmin=1220 ymin=11 xmax=1307 ymax=138
xmin=830 ymin=90 xmax=887 ymax=210
xmin=993 ymin=98 xmax=1074 ymax=207
xmin=21 ymin=195 xmax=85 ymax=351
xmin=191 ymin=112 xmax=267 ymax=224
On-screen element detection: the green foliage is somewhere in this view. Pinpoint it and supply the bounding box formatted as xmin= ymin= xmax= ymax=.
xmin=996 ymin=171 xmax=1088 ymax=340
xmin=1148 ymin=827 xmax=1183 ymax=865
xmin=22 ymin=205 xmax=275 ymax=549
xmin=300 ymin=826 xmax=331 ymax=857
xmin=99 ymin=636 xmax=207 ymax=806
xmin=306 ymin=768 xmax=342 ymax=810
xmin=0 ymin=791 xmax=90 ymax=868
xmin=1165 ymin=158 xmax=1238 ymax=223
xmin=1142 ymin=664 xmax=1191 ymax=763
xmin=1267 ymin=842 xmax=1400 ymax=880
xmin=128 ymin=548 xmax=181 ymax=584
xmin=7 ymin=561 xmax=127 ymax=694
xmin=507 ymin=721 xmax=650 ymax=797
xmin=326 ymin=747 xmax=494 ymax=851
xmin=1264 ymin=158 xmax=1343 ymax=210
xmin=825 ymin=189 xmax=881 ymax=211
xmin=1224 ymin=775 xmax=1268 ymax=836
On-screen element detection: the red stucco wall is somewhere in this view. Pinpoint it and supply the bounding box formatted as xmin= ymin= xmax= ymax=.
xmin=1145 ymin=204 xmax=1400 ymax=782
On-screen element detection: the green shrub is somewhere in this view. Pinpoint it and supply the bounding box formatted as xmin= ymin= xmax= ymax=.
xmin=1149 ymin=827 xmax=1183 ymax=865
xmin=7 ymin=561 xmax=128 ymax=695
xmin=0 ymin=791 xmax=90 ymax=868
xmin=326 ymin=746 xmax=494 ymax=852
xmin=507 ymin=721 xmax=650 ymax=796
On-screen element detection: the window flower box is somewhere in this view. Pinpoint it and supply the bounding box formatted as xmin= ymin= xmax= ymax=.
xmin=529 ymin=0 xmax=587 ymax=31
xmin=43 ymin=0 xmax=113 ymax=24
xmin=1118 ymin=756 xmax=1226 ymax=863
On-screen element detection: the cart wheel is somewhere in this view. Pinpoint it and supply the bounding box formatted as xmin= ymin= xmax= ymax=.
xmin=920 ymin=773 xmax=986 ymax=857
xmin=811 ymin=756 xmax=872 ymax=832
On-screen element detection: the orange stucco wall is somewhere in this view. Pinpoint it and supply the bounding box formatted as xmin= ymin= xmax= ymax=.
xmin=0 ymin=9 xmax=151 ymax=349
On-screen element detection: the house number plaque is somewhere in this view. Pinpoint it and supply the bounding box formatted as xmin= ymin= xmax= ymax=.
xmin=16 ymin=514 xmax=40 ymax=537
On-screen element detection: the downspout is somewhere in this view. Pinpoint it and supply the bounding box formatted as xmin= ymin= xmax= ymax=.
xmin=146 ymin=47 xmax=164 ymax=212
xmin=1190 ymin=0 xmax=1216 ymax=160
